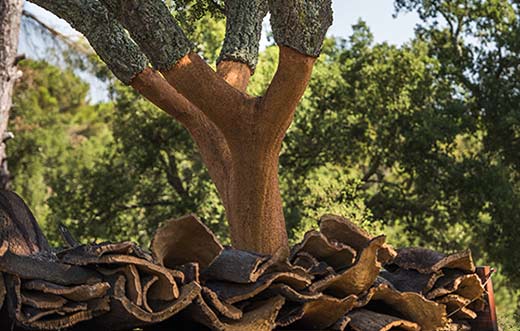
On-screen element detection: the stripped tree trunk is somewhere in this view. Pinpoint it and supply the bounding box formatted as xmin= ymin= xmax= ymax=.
xmin=28 ymin=0 xmax=333 ymax=257
xmin=0 ymin=0 xmax=23 ymax=190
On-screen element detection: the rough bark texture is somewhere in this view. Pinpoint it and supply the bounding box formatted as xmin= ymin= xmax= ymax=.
xmin=99 ymin=0 xmax=192 ymax=71
xmin=27 ymin=0 xmax=332 ymax=257
xmin=0 ymin=0 xmax=23 ymax=190
xmin=269 ymin=0 xmax=333 ymax=57
xmin=218 ymin=0 xmax=268 ymax=70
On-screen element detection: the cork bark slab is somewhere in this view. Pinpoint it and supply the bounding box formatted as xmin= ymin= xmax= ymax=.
xmin=291 ymin=230 xmax=356 ymax=270
xmin=348 ymin=309 xmax=421 ymax=331
xmin=151 ymin=214 xmax=223 ymax=270
xmin=392 ymin=247 xmax=475 ymax=274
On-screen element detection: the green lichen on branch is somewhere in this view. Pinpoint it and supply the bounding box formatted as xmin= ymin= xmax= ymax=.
xmin=29 ymin=0 xmax=148 ymax=84
xmin=218 ymin=0 xmax=268 ymax=71
xmin=269 ymin=0 xmax=333 ymax=57
xmin=100 ymin=0 xmax=192 ymax=71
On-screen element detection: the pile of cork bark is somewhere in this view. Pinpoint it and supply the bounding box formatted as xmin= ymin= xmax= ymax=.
xmin=0 ymin=191 xmax=486 ymax=330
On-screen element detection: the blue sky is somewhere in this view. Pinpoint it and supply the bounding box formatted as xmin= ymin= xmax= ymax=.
xmin=20 ymin=1 xmax=421 ymax=102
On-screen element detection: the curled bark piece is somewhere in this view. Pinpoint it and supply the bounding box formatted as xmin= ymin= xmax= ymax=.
xmin=292 ymin=251 xmax=321 ymax=270
xmin=438 ymin=294 xmax=477 ymax=320
xmin=319 ymin=214 xmax=397 ymax=264
xmin=348 ymin=309 xmax=421 ymax=331
xmin=99 ymin=264 xmax=142 ymax=306
xmin=205 ymin=271 xmax=312 ymax=304
xmin=277 ymin=294 xmax=357 ymax=329
xmin=151 ymin=214 xmax=223 ymax=270
xmin=380 ymin=268 xmax=443 ymax=294
xmin=202 ymin=247 xmax=272 ymax=283
xmin=201 ymin=287 xmax=243 ymax=320
xmin=356 ymin=283 xmax=447 ymax=330
xmin=22 ymin=280 xmax=110 ymax=302
xmin=392 ymin=247 xmax=475 ymax=274
xmin=427 ymin=274 xmax=484 ymax=300
xmin=291 ymin=230 xmax=356 ymax=270
xmin=57 ymin=241 xmax=153 ymax=262
xmin=259 ymin=283 xmax=323 ymax=303
xmin=310 ymin=236 xmax=385 ymax=297
xmin=100 ymin=276 xmax=200 ymax=330
xmin=60 ymin=254 xmax=179 ymax=301
xmin=185 ymin=294 xmax=284 ymax=331
xmin=0 ymin=190 xmax=51 ymax=255
xmin=141 ymin=276 xmax=158 ymax=313
xmin=6 ymin=275 xmax=109 ymax=330
xmin=175 ymin=263 xmax=199 ymax=284
xmin=21 ymin=291 xmax=67 ymax=309
xmin=0 ymin=242 xmax=101 ymax=285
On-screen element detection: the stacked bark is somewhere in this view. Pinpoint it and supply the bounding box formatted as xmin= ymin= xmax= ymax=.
xmin=0 ymin=191 xmax=485 ymax=330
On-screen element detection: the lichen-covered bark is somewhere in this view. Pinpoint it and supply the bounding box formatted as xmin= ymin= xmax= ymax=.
xmin=30 ymin=0 xmax=148 ymax=84
xmin=0 ymin=0 xmax=23 ymax=189
xmin=269 ymin=0 xmax=333 ymax=57
xmin=218 ymin=0 xmax=268 ymax=71
xmin=100 ymin=0 xmax=192 ymax=71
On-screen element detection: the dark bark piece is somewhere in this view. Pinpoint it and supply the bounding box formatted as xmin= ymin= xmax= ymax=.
xmin=6 ymin=275 xmax=110 ymax=330
xmin=57 ymin=241 xmax=153 ymax=262
xmin=0 ymin=190 xmax=51 ymax=255
xmin=99 ymin=276 xmax=200 ymax=330
xmin=259 ymin=283 xmax=323 ymax=303
xmin=348 ymin=309 xmax=421 ymax=331
xmin=277 ymin=294 xmax=357 ymax=329
xmin=438 ymin=294 xmax=478 ymax=320
xmin=393 ymin=247 xmax=475 ymax=274
xmin=427 ymin=274 xmax=484 ymax=300
xmin=151 ymin=214 xmax=223 ymax=270
xmin=98 ymin=264 xmax=142 ymax=306
xmin=202 ymin=247 xmax=272 ymax=283
xmin=185 ymin=294 xmax=284 ymax=331
xmin=28 ymin=0 xmax=148 ymax=84
xmin=0 ymin=242 xmax=101 ymax=285
xmin=205 ymin=271 xmax=312 ymax=304
xmin=269 ymin=0 xmax=333 ymax=57
xmin=175 ymin=263 xmax=199 ymax=284
xmin=21 ymin=291 xmax=67 ymax=309
xmin=291 ymin=230 xmax=356 ymax=270
xmin=23 ymin=280 xmax=110 ymax=302
xmin=218 ymin=0 xmax=267 ymax=70
xmin=141 ymin=275 xmax=158 ymax=313
xmin=201 ymin=287 xmax=243 ymax=320
xmin=319 ymin=214 xmax=397 ymax=264
xmin=100 ymin=0 xmax=191 ymax=71
xmin=380 ymin=268 xmax=443 ymax=294
xmin=60 ymin=253 xmax=179 ymax=301
xmin=309 ymin=236 xmax=385 ymax=297
xmin=356 ymin=283 xmax=447 ymax=330
xmin=58 ymin=223 xmax=79 ymax=248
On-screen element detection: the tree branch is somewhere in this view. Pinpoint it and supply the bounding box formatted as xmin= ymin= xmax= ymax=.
xmin=29 ymin=0 xmax=148 ymax=84
xmin=217 ymin=0 xmax=267 ymax=71
xmin=99 ymin=0 xmax=191 ymax=72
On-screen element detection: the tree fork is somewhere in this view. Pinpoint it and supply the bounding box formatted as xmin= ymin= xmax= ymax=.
xmin=27 ymin=0 xmax=333 ymax=257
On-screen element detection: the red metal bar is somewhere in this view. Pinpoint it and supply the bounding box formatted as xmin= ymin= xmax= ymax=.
xmin=470 ymin=266 xmax=498 ymax=331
